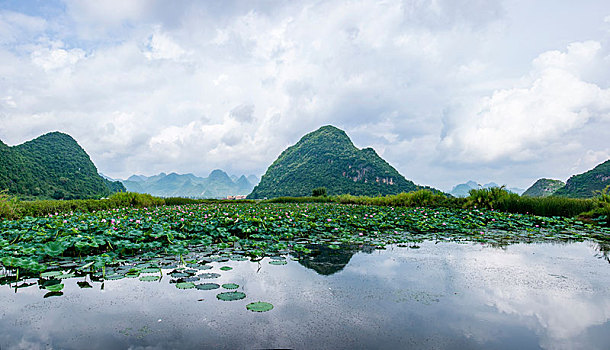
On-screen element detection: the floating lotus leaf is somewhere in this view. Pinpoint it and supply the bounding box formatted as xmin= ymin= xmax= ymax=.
xmin=124 ymin=272 xmax=140 ymax=278
xmin=246 ymin=301 xmax=274 ymax=312
xmin=230 ymin=256 xmax=248 ymax=261
xmin=41 ymin=271 xmax=63 ymax=278
xmin=269 ymin=260 xmax=287 ymax=265
xmin=199 ymin=273 xmax=221 ymax=279
xmin=196 ymin=283 xmax=220 ymax=290
xmin=139 ymin=267 xmax=160 ymax=273
xmin=184 ymin=269 xmax=198 ymax=274
xmin=169 ymin=272 xmax=190 ymax=278
xmin=57 ymin=273 xmax=76 ymax=279
xmin=175 ymin=282 xmax=196 ymax=289
xmin=222 ymin=283 xmax=239 ymax=289
xmin=219 ymin=266 xmax=233 ymax=271
xmin=216 ymin=291 xmax=246 ymax=301
xmin=105 ymin=274 xmax=124 ymax=280
xmin=139 ymin=275 xmax=160 ymax=282
xmin=45 ymin=283 xmax=64 ymax=292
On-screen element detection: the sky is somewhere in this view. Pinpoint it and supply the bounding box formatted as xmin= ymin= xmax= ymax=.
xmin=0 ymin=0 xmax=609 ymax=192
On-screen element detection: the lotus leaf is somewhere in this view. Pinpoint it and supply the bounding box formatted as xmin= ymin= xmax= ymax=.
xmin=216 ymin=291 xmax=246 ymax=301
xmin=246 ymin=301 xmax=274 ymax=312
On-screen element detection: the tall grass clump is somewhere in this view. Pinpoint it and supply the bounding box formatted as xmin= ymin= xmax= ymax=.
xmin=0 ymin=190 xmax=20 ymax=219
xmin=265 ymin=196 xmax=334 ymax=204
xmin=334 ymin=190 xmax=458 ymax=207
xmin=107 ymin=192 xmax=164 ymax=208
xmin=493 ymin=195 xmax=599 ymax=217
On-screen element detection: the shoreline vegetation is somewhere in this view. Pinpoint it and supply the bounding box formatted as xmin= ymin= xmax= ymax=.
xmin=1 ymin=188 xmax=609 ymax=226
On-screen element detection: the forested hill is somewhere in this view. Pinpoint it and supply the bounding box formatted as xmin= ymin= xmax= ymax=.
xmin=248 ymin=125 xmax=436 ymax=198
xmin=554 ymin=159 xmax=610 ymax=198
xmin=522 ymin=178 xmax=565 ymax=197
xmin=0 ymin=132 xmax=125 ymax=199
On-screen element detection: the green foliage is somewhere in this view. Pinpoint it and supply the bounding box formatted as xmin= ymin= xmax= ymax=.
xmin=0 ymin=132 xmax=125 ymax=200
xmin=493 ymin=195 xmax=599 ymax=218
xmin=312 ymin=187 xmax=327 ymax=197
xmin=554 ymin=159 xmax=610 ymax=198
xmin=0 ymin=190 xmax=19 ymax=219
xmin=248 ymin=125 xmax=436 ymax=199
xmin=466 ymin=187 xmax=512 ymax=210
xmin=107 ymin=192 xmax=164 ymax=208
xmin=1 ymin=202 xmax=608 ymax=278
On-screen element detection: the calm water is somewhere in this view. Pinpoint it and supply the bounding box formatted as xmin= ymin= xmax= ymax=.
xmin=1 ymin=241 xmax=609 ymax=349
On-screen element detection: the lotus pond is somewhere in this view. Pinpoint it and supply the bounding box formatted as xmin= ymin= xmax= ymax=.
xmin=1 ymin=203 xmax=609 ymax=349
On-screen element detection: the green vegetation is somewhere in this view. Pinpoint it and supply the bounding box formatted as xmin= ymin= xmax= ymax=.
xmin=312 ymin=187 xmax=327 ymax=197
xmin=1 ymin=201 xmax=608 ymax=279
xmin=523 ymin=178 xmax=565 ymax=197
xmin=0 ymin=132 xmax=125 ymax=199
xmin=554 ymin=159 xmax=610 ymax=198
xmin=248 ymin=125 xmax=437 ymax=198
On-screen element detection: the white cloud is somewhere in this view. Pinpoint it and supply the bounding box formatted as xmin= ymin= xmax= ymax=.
xmin=1 ymin=1 xmax=609 ymax=188
xmin=440 ymin=40 xmax=610 ymax=163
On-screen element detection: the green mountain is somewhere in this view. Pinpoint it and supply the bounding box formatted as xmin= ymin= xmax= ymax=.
xmin=450 ymin=181 xmax=525 ymax=197
xmin=0 ymin=132 xmax=125 ymax=199
xmin=522 ymin=178 xmax=565 ymax=197
xmin=248 ymin=125 xmax=435 ymax=199
xmin=121 ymin=170 xmax=256 ymax=198
xmin=554 ymin=159 xmax=610 ymax=198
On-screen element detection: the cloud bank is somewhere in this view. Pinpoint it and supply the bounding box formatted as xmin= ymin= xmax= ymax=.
xmin=0 ymin=0 xmax=609 ymax=190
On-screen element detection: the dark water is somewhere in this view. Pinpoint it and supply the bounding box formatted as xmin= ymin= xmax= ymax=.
xmin=1 ymin=241 xmax=609 ymax=349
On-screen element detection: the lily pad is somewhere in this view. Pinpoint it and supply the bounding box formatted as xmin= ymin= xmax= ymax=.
xmin=105 ymin=274 xmax=125 ymax=280
xmin=44 ymin=283 xmax=64 ymax=292
xmin=222 ymin=283 xmax=239 ymax=289
xmin=196 ymin=283 xmax=220 ymax=290
xmin=57 ymin=273 xmax=76 ymax=279
xmin=199 ymin=273 xmax=221 ymax=279
xmin=139 ymin=275 xmax=160 ymax=282
xmin=175 ymin=282 xmax=195 ymax=289
xmin=246 ymin=301 xmax=274 ymax=312
xmin=269 ymin=260 xmax=287 ymax=265
xmin=216 ymin=291 xmax=246 ymax=301
xmin=41 ymin=271 xmax=63 ymax=278
xmin=219 ymin=266 xmax=233 ymax=271
xmin=139 ymin=267 xmax=160 ymax=273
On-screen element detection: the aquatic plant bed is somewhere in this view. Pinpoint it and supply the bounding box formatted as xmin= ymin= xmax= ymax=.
xmin=1 ymin=203 xmax=609 ymax=276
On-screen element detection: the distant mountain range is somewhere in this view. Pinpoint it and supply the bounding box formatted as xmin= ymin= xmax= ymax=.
xmin=0 ymin=132 xmax=124 ymax=199
xmin=449 ymin=181 xmax=525 ymax=198
xmin=120 ymin=170 xmax=259 ymax=198
xmin=248 ymin=125 xmax=437 ymax=199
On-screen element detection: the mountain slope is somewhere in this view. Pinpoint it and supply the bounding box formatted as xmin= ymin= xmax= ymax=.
xmin=0 ymin=132 xmax=125 ymax=199
xmin=523 ymin=179 xmax=565 ymax=197
xmin=554 ymin=159 xmax=610 ymax=198
xmin=248 ymin=125 xmax=434 ymax=198
xmin=121 ymin=170 xmax=255 ymax=198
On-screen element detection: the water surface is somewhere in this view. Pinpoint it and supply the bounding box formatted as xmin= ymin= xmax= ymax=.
xmin=1 ymin=241 xmax=609 ymax=349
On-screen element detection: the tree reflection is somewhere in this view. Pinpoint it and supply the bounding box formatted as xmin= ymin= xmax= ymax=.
xmin=296 ymin=244 xmax=375 ymax=275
